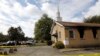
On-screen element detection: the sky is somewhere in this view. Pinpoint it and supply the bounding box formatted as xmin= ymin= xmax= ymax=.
xmin=0 ymin=0 xmax=100 ymax=37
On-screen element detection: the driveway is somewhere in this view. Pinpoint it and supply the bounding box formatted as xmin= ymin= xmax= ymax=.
xmin=10 ymin=46 xmax=64 ymax=56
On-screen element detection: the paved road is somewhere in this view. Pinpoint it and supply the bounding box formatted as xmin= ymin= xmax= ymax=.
xmin=10 ymin=46 xmax=64 ymax=56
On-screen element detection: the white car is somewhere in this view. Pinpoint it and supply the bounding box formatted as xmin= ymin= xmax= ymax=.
xmin=26 ymin=40 xmax=35 ymax=45
xmin=6 ymin=41 xmax=16 ymax=46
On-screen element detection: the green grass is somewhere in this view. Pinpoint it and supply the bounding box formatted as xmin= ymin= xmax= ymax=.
xmin=0 ymin=55 xmax=7 ymax=56
xmin=0 ymin=46 xmax=17 ymax=48
xmin=64 ymin=53 xmax=100 ymax=56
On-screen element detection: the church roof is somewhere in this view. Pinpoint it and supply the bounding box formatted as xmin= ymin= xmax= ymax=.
xmin=57 ymin=21 xmax=100 ymax=27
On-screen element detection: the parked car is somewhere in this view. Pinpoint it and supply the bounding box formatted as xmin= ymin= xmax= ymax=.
xmin=26 ymin=40 xmax=35 ymax=45
xmin=0 ymin=42 xmax=3 ymax=46
xmin=5 ymin=41 xmax=16 ymax=46
xmin=2 ymin=42 xmax=7 ymax=46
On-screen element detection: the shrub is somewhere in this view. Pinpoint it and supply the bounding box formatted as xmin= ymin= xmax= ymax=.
xmin=47 ymin=40 xmax=52 ymax=46
xmin=0 ymin=51 xmax=3 ymax=55
xmin=4 ymin=51 xmax=8 ymax=55
xmin=14 ymin=48 xmax=17 ymax=51
xmin=55 ymin=41 xmax=65 ymax=49
xmin=36 ymin=41 xmax=38 ymax=43
xmin=41 ymin=40 xmax=44 ymax=43
xmin=9 ymin=48 xmax=14 ymax=53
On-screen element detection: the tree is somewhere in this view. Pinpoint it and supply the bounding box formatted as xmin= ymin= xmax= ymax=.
xmin=34 ymin=14 xmax=53 ymax=42
xmin=17 ymin=26 xmax=25 ymax=40
xmin=8 ymin=26 xmax=25 ymax=41
xmin=84 ymin=15 xmax=100 ymax=23
xmin=0 ymin=33 xmax=9 ymax=42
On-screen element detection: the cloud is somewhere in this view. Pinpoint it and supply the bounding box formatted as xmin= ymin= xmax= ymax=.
xmin=0 ymin=0 xmax=42 ymax=37
xmin=40 ymin=0 xmax=95 ymax=22
xmin=0 ymin=0 xmax=98 ymax=37
xmin=84 ymin=0 xmax=100 ymax=18
xmin=41 ymin=2 xmax=57 ymax=19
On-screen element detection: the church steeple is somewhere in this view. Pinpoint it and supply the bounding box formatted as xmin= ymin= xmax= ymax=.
xmin=57 ymin=0 xmax=62 ymax=21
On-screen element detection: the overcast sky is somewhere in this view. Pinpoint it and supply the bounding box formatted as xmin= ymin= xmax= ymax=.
xmin=0 ymin=0 xmax=100 ymax=37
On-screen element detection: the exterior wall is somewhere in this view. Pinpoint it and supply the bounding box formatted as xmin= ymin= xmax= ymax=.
xmin=51 ymin=23 xmax=100 ymax=48
xmin=51 ymin=23 xmax=66 ymax=44
xmin=65 ymin=28 xmax=80 ymax=47
xmin=67 ymin=28 xmax=100 ymax=48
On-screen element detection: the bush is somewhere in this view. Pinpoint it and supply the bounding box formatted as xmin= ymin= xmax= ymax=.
xmin=4 ymin=51 xmax=8 ymax=55
xmin=14 ymin=48 xmax=17 ymax=51
xmin=55 ymin=41 xmax=65 ymax=49
xmin=9 ymin=48 xmax=14 ymax=53
xmin=0 ymin=51 xmax=3 ymax=55
xmin=47 ymin=40 xmax=52 ymax=46
xmin=41 ymin=40 xmax=44 ymax=43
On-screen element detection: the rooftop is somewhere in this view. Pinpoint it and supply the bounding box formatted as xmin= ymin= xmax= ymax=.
xmin=57 ymin=21 xmax=100 ymax=27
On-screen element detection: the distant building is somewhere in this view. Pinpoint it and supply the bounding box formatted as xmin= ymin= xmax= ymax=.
xmin=50 ymin=21 xmax=100 ymax=47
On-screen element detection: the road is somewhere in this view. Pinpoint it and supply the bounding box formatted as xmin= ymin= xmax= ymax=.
xmin=10 ymin=46 xmax=64 ymax=56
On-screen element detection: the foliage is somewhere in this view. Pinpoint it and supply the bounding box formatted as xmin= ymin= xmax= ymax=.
xmin=8 ymin=26 xmax=25 ymax=41
xmin=9 ymin=48 xmax=14 ymax=53
xmin=84 ymin=15 xmax=100 ymax=23
xmin=34 ymin=14 xmax=53 ymax=41
xmin=55 ymin=41 xmax=65 ymax=49
xmin=0 ymin=33 xmax=9 ymax=42
xmin=4 ymin=51 xmax=8 ymax=55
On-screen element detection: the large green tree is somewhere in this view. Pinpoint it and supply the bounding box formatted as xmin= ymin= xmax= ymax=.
xmin=34 ymin=14 xmax=53 ymax=41
xmin=84 ymin=15 xmax=100 ymax=23
xmin=8 ymin=26 xmax=25 ymax=41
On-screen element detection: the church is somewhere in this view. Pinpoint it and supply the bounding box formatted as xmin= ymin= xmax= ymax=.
xmin=50 ymin=6 xmax=100 ymax=48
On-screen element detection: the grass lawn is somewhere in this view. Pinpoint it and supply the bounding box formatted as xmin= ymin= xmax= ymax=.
xmin=64 ymin=53 xmax=100 ymax=56
xmin=0 ymin=46 xmax=18 ymax=48
xmin=0 ymin=55 xmax=7 ymax=56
